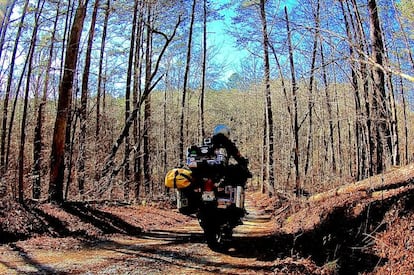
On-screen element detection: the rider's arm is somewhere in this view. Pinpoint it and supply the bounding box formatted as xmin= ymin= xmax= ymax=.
xmin=213 ymin=134 xmax=246 ymax=165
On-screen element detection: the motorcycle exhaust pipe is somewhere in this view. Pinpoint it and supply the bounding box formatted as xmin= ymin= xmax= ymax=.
xmin=235 ymin=186 xmax=244 ymax=208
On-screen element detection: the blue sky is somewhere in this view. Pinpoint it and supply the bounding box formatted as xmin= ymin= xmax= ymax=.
xmin=207 ymin=0 xmax=298 ymax=80
xmin=207 ymin=1 xmax=243 ymax=80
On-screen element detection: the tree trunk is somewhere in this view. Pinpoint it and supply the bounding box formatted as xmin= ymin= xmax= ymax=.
xmin=179 ymin=0 xmax=196 ymax=165
xmin=269 ymin=43 xmax=291 ymax=188
xmin=261 ymin=107 xmax=267 ymax=194
xmin=304 ymin=0 xmax=319 ymax=178
xmin=1 ymin=0 xmax=29 ymax=177
xmin=199 ymin=0 xmax=207 ymax=140
xmin=333 ymin=71 xmax=343 ymax=176
xmin=0 ymin=0 xmax=17 ymax=60
xmin=368 ymin=0 xmax=390 ymax=174
xmin=96 ymin=0 xmax=110 ymax=137
xmin=94 ymin=0 xmax=110 ymax=184
xmin=285 ymin=6 xmax=299 ymax=195
xmin=64 ymin=89 xmax=80 ymax=201
xmin=100 ymin=11 xmax=181 ymax=190
xmin=18 ymin=0 xmax=44 ymax=203
xmin=162 ymin=67 xmax=169 ymax=195
xmin=385 ymin=61 xmax=400 ymax=166
xmin=396 ymin=56 xmax=409 ymax=164
xmin=143 ymin=3 xmax=153 ymax=195
xmin=59 ymin=0 xmax=74 ymax=81
xmin=49 ymin=0 xmax=88 ymax=203
xmin=345 ymin=0 xmax=371 ymax=179
xmin=123 ymin=0 xmax=140 ymax=201
xmin=382 ymin=35 xmax=400 ymax=167
xmin=133 ymin=0 xmax=144 ymax=200
xmin=260 ymin=0 xmax=275 ymax=195
xmin=320 ymin=43 xmax=336 ymax=173
xmin=33 ymin=2 xmax=60 ymax=200
xmin=78 ymin=0 xmax=99 ymax=199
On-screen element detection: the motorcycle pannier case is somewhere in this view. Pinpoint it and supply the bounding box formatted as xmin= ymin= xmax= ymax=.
xmin=165 ymin=168 xmax=198 ymax=215
xmin=176 ymin=189 xmax=199 ymax=215
xmin=165 ymin=168 xmax=193 ymax=189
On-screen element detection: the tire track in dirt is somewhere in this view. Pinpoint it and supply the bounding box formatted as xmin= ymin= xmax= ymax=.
xmin=4 ymin=182 xmax=410 ymax=274
xmin=0 ymin=193 xmax=286 ymax=275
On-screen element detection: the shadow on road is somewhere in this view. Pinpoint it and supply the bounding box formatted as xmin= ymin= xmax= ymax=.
xmin=141 ymin=229 xmax=205 ymax=243
xmin=1 ymin=186 xmax=411 ymax=274
xmin=7 ymin=243 xmax=59 ymax=275
xmin=61 ymin=202 xmax=142 ymax=235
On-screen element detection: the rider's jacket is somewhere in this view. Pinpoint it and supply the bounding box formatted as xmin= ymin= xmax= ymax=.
xmin=211 ymin=133 xmax=246 ymax=165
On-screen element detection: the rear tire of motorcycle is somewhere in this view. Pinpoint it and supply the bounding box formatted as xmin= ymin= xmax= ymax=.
xmin=205 ymin=226 xmax=229 ymax=252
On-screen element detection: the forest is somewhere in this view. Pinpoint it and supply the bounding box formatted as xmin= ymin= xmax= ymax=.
xmin=1 ymin=0 xmax=414 ymax=273
xmin=0 ymin=0 xmax=412 ymax=203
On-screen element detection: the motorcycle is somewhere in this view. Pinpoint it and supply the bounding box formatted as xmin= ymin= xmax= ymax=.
xmin=172 ymin=137 xmax=252 ymax=250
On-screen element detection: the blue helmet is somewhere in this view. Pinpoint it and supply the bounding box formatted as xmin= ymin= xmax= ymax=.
xmin=213 ymin=124 xmax=230 ymax=138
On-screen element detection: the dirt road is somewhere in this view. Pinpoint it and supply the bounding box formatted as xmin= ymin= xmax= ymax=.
xmin=2 ymin=170 xmax=412 ymax=274
xmin=1 ymin=195 xmax=318 ymax=275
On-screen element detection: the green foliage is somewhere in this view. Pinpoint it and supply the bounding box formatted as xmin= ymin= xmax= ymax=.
xmin=398 ymin=0 xmax=414 ymax=23
xmin=241 ymin=0 xmax=259 ymax=8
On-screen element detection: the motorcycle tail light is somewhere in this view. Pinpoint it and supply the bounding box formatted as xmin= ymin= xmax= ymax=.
xmin=203 ymin=179 xmax=214 ymax=191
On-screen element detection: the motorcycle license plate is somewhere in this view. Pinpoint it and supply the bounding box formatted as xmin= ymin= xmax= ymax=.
xmin=202 ymin=191 xmax=215 ymax=201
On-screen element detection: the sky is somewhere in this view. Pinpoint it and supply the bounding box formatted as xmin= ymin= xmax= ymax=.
xmin=207 ymin=1 xmax=245 ymax=80
xmin=207 ymin=0 xmax=298 ymax=80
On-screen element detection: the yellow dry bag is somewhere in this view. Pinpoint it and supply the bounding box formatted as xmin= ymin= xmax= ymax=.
xmin=165 ymin=168 xmax=193 ymax=189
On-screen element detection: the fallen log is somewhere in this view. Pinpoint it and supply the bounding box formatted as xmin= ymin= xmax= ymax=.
xmin=309 ymin=163 xmax=414 ymax=203
xmin=282 ymin=164 xmax=414 ymax=234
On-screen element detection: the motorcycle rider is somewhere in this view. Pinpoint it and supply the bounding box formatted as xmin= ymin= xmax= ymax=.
xmin=211 ymin=124 xmax=248 ymax=168
xmin=211 ymin=124 xmax=251 ymax=225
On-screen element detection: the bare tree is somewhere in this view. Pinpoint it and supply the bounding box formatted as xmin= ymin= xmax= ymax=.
xmin=49 ymin=0 xmax=89 ymax=203
xmin=96 ymin=0 xmax=110 ymax=137
xmin=100 ymin=6 xmax=182 ymax=194
xmin=368 ymin=0 xmax=391 ymax=174
xmin=284 ymin=6 xmax=300 ymax=195
xmin=1 ymin=0 xmax=29 ymax=177
xmin=122 ymin=0 xmax=141 ymax=201
xmin=396 ymin=55 xmax=409 ymax=164
xmin=179 ymin=0 xmax=196 ymax=165
xmin=0 ymin=0 xmax=17 ymax=60
xmin=78 ymin=0 xmax=99 ymax=199
xmin=304 ymin=0 xmax=319 ymax=178
xmin=94 ymin=0 xmax=111 ymax=184
xmin=320 ymin=38 xmax=336 ymax=174
xmin=33 ymin=2 xmax=61 ymax=200
xmin=384 ymin=48 xmax=400 ymax=167
xmin=259 ymin=0 xmax=275 ymax=195
xmin=143 ymin=3 xmax=153 ymax=195
xmin=199 ymin=0 xmax=207 ymax=140
xmin=133 ymin=0 xmax=145 ymax=199
xmin=17 ymin=1 xmax=44 ymax=203
xmin=343 ymin=0 xmax=372 ymax=179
